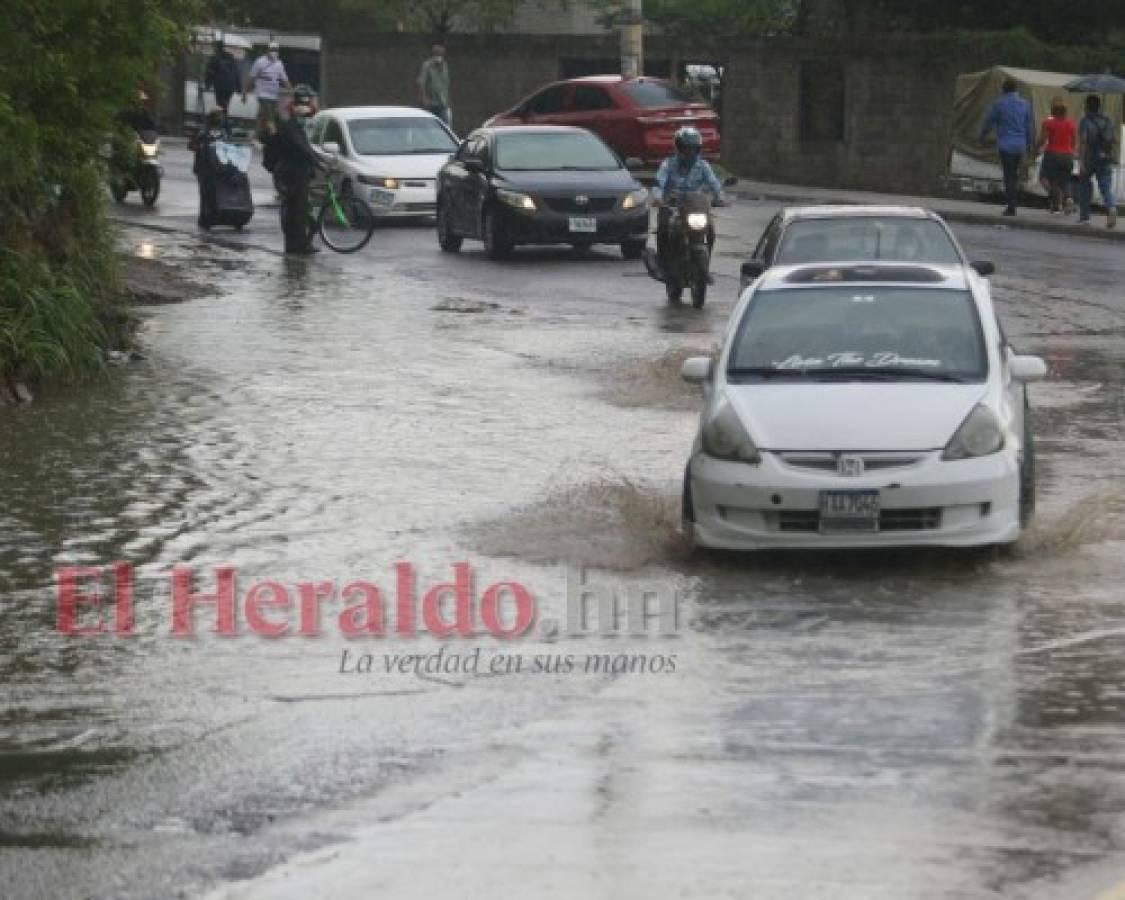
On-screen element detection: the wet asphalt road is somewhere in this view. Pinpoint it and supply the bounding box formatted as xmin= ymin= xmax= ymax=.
xmin=0 ymin=144 xmax=1124 ymax=899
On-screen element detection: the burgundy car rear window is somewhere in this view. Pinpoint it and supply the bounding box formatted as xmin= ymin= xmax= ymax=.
xmin=620 ymin=81 xmax=696 ymax=108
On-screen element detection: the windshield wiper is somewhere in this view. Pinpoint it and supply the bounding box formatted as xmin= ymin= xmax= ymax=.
xmin=811 ymin=366 xmax=969 ymax=383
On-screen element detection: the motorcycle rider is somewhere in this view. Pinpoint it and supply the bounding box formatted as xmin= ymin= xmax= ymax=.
xmin=263 ymin=85 xmax=323 ymax=255
xmin=651 ymin=126 xmax=725 ymax=280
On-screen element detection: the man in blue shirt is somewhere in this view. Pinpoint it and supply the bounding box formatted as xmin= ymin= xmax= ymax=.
xmin=651 ymin=126 xmax=726 ymax=277
xmin=978 ymin=77 xmax=1035 ymax=216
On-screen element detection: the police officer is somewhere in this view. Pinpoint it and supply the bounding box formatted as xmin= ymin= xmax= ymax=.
xmin=265 ymin=85 xmax=322 ymax=255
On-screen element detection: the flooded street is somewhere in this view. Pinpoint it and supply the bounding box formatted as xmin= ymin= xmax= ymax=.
xmin=1 ymin=146 xmax=1124 ymax=899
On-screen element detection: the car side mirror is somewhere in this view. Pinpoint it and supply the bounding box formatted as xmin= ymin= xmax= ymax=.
xmin=681 ymin=357 xmax=713 ymax=384
xmin=322 ymin=141 xmax=340 ymax=155
xmin=464 ymin=158 xmax=485 ymax=175
xmin=971 ymin=260 xmax=995 ymax=277
xmin=624 ymin=157 xmax=644 ymax=171
xmin=1010 ymin=354 xmax=1047 ymax=382
xmin=741 ymin=260 xmax=766 ymax=281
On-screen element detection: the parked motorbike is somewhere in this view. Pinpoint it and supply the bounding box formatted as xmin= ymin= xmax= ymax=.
xmin=644 ymin=190 xmax=716 ymax=309
xmin=109 ymin=130 xmax=162 ymax=207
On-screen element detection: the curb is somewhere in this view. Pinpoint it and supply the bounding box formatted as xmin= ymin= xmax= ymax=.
xmin=731 ymin=186 xmax=1125 ymax=243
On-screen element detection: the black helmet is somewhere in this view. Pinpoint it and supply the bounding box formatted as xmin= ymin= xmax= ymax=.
xmin=674 ymin=126 xmax=703 ymax=153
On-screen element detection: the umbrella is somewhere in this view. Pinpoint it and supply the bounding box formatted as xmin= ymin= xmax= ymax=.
xmin=1065 ymin=73 xmax=1125 ymax=94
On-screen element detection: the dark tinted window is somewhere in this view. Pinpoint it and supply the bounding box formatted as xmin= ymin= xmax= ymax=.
xmin=621 ymin=80 xmax=695 ymax=108
xmin=526 ymin=85 xmax=568 ymax=116
xmin=573 ymin=85 xmax=615 ymax=111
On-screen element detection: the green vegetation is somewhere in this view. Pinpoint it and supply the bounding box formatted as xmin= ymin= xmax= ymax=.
xmin=0 ymin=0 xmax=198 ymax=387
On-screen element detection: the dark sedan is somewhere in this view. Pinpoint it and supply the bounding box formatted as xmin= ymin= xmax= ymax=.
xmin=435 ymin=126 xmax=650 ymax=260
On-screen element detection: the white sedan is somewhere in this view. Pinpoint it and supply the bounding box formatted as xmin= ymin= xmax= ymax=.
xmin=681 ymin=261 xmax=1047 ymax=550
xmin=309 ymin=106 xmax=459 ymax=218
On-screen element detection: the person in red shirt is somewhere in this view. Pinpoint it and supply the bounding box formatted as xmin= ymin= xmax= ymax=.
xmin=1037 ymin=97 xmax=1077 ymax=214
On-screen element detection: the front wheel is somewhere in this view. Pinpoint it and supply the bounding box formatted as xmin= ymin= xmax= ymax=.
xmin=690 ymin=244 xmax=710 ymax=309
xmin=621 ymin=239 xmax=646 ymax=260
xmin=318 ymin=192 xmax=377 ymax=253
xmin=436 ymin=200 xmax=462 ymax=252
xmin=483 ymin=206 xmax=512 ymax=260
xmin=1019 ymin=413 xmax=1036 ymax=529
xmin=140 ymin=172 xmax=160 ymax=208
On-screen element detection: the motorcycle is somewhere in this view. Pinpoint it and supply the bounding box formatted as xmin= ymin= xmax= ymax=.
xmin=644 ymin=190 xmax=719 ymax=309
xmin=109 ymin=130 xmax=162 ymax=207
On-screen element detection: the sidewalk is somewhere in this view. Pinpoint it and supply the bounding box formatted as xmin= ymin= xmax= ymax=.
xmin=730 ymin=176 xmax=1125 ymax=243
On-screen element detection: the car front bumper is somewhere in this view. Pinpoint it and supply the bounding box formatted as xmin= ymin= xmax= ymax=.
xmin=500 ymin=205 xmax=649 ymax=245
xmin=362 ymin=183 xmax=437 ymax=218
xmin=687 ymin=448 xmax=1021 ymax=550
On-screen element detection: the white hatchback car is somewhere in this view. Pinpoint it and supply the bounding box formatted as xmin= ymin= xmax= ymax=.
xmin=309 ymin=106 xmax=459 ymax=218
xmin=681 ymin=261 xmax=1047 ymax=550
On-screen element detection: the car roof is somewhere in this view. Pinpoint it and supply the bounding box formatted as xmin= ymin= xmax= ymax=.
xmin=319 ymin=106 xmax=442 ymax=120
xmin=758 ymin=262 xmax=971 ymax=292
xmin=780 ymin=205 xmax=943 ymax=222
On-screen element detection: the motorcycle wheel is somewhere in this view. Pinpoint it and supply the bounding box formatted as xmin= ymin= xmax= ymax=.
xmin=690 ymin=245 xmax=710 ymax=309
xmin=140 ymin=174 xmax=160 ymax=208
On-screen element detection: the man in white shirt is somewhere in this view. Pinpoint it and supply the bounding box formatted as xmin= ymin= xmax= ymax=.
xmin=244 ymin=40 xmax=289 ymax=140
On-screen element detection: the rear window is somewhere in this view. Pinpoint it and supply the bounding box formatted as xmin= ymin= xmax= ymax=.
xmin=776 ymin=217 xmax=962 ymax=265
xmin=620 ymin=80 xmax=696 ymax=108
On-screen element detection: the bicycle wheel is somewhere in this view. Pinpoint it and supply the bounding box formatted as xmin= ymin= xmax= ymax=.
xmin=317 ymin=192 xmax=377 ymax=253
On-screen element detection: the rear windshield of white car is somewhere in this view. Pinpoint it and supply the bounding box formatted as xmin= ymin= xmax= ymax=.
xmin=347 ymin=118 xmax=458 ymax=155
xmin=728 ymin=286 xmax=987 ymax=382
xmin=776 ymin=218 xmax=962 ymax=265
xmin=495 ymin=132 xmax=620 ymax=171
xmin=620 ymin=81 xmax=696 ymax=108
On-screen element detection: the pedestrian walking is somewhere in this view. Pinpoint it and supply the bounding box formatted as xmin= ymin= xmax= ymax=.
xmin=245 ymin=40 xmax=289 ymax=141
xmin=1076 ymin=95 xmax=1118 ymax=229
xmin=978 ymin=77 xmax=1035 ymax=216
xmin=1036 ymin=96 xmax=1077 ymax=214
xmin=417 ymin=42 xmax=451 ymax=127
xmin=204 ymin=40 xmax=242 ymax=132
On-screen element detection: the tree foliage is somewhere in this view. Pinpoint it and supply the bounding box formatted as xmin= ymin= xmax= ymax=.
xmin=222 ymin=0 xmax=524 ymax=34
xmin=0 ymin=0 xmax=200 ymax=380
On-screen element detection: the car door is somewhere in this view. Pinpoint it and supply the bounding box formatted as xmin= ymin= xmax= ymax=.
xmin=569 ymin=84 xmax=621 ymax=152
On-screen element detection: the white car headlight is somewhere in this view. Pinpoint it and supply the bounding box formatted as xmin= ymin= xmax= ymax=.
xmin=622 ymin=188 xmax=648 ymax=210
xmin=358 ymin=175 xmax=399 ymax=189
xmin=702 ymin=398 xmax=760 ymax=464
xmin=497 ymin=188 xmax=536 ymax=211
xmin=687 ymin=212 xmax=709 ymax=231
xmin=942 ymin=404 xmax=1004 ymax=460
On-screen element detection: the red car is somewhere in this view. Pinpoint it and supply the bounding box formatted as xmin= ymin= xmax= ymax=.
xmin=485 ymin=76 xmax=721 ymax=169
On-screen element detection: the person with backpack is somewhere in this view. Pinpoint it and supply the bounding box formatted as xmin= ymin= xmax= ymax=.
xmin=1076 ymin=95 xmax=1118 ymax=229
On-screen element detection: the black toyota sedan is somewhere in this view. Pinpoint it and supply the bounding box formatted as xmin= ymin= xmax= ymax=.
xmin=435 ymin=125 xmax=650 ymax=260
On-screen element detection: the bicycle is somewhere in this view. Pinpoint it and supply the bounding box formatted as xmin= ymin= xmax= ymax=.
xmin=282 ymin=167 xmax=378 ymax=254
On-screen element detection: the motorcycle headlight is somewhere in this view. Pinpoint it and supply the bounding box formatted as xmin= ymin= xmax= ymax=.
xmin=358 ymin=175 xmax=399 ymax=189
xmin=622 ymin=187 xmax=649 ymax=210
xmin=140 ymin=143 xmax=159 ymax=158
xmin=497 ymin=188 xmax=536 ymax=211
xmin=942 ymin=404 xmax=1004 ymax=460
xmin=687 ymin=212 xmax=709 ymax=231
xmin=702 ymin=397 xmax=760 ymax=464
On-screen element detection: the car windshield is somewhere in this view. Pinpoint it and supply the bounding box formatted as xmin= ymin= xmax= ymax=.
xmin=727 ymin=286 xmax=987 ymax=382
xmin=775 ymin=218 xmax=963 ymax=265
xmin=620 ymin=80 xmax=696 ymax=108
xmin=347 ymin=117 xmax=458 ymax=155
xmin=495 ymin=132 xmax=620 ymax=171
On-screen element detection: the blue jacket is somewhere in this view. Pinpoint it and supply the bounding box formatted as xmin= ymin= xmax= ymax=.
xmin=979 ymin=92 xmax=1034 ymax=155
xmin=653 ymin=156 xmax=724 ymax=203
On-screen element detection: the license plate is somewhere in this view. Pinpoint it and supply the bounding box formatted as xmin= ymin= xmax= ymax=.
xmin=569 ymin=216 xmax=597 ymax=233
xmin=819 ymin=490 xmax=880 ymax=532
xmin=368 ymin=188 xmax=395 ymax=208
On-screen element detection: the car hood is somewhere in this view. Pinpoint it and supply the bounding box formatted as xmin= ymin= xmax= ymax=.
xmin=494 ymin=169 xmax=638 ymax=194
xmin=352 ymin=153 xmax=453 ymax=178
xmin=725 ymin=383 xmax=987 ymax=451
